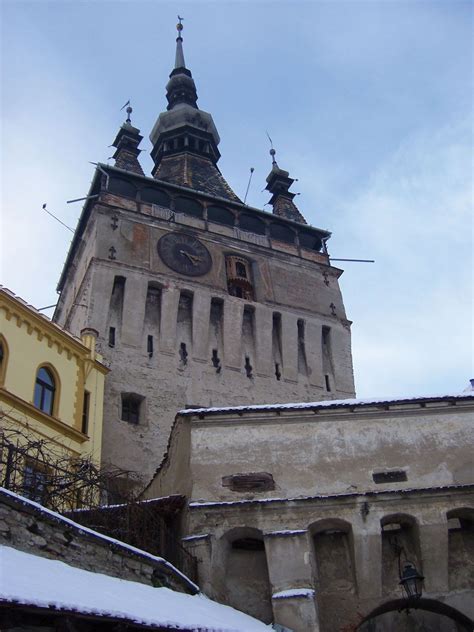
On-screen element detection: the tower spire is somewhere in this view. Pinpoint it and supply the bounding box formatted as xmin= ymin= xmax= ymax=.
xmin=165 ymin=16 xmax=197 ymax=110
xmin=175 ymin=16 xmax=186 ymax=69
xmin=148 ymin=19 xmax=240 ymax=201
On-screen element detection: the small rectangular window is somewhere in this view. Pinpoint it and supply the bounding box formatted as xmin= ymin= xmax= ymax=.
xmin=23 ymin=461 xmax=49 ymax=503
xmin=121 ymin=394 xmax=142 ymax=424
xmin=109 ymin=327 xmax=116 ymax=347
xmin=147 ymin=335 xmax=154 ymax=357
xmin=324 ymin=374 xmax=331 ymax=392
xmin=373 ymin=470 xmax=407 ymax=484
xmin=82 ymin=391 xmax=90 ymax=434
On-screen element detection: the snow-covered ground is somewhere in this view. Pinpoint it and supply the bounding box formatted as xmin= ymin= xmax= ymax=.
xmin=0 ymin=545 xmax=272 ymax=632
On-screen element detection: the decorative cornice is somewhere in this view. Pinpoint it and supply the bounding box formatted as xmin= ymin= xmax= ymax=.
xmin=0 ymin=387 xmax=88 ymax=445
xmin=0 ymin=289 xmax=86 ymax=357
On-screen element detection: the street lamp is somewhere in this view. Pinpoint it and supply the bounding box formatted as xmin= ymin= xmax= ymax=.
xmin=399 ymin=561 xmax=424 ymax=599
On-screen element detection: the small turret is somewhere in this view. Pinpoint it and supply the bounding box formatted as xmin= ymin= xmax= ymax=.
xmin=265 ymin=147 xmax=307 ymax=224
xmin=111 ymin=104 xmax=145 ymax=176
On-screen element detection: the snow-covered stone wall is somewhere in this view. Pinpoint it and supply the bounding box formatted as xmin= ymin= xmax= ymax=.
xmin=0 ymin=487 xmax=196 ymax=594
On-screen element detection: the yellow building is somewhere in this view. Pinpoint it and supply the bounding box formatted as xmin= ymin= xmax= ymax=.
xmin=0 ymin=286 xmax=108 ymax=508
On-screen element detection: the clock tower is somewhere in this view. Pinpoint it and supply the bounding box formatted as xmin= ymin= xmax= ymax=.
xmin=54 ymin=23 xmax=355 ymax=486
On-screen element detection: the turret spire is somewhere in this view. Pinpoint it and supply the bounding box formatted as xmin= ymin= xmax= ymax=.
xmin=120 ymin=100 xmax=133 ymax=124
xmin=111 ymin=101 xmax=144 ymax=176
xmin=265 ymin=144 xmax=307 ymax=224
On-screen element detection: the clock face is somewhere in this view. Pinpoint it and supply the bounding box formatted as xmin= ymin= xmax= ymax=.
xmin=157 ymin=232 xmax=212 ymax=276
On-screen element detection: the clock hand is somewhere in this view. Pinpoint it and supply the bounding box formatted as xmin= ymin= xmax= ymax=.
xmin=179 ymin=250 xmax=202 ymax=265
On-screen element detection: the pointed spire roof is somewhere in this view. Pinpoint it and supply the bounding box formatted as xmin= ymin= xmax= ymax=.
xmin=149 ymin=19 xmax=240 ymax=202
xmin=165 ymin=18 xmax=198 ymax=111
xmin=111 ymin=103 xmax=144 ymax=176
xmin=265 ymin=147 xmax=307 ymax=224
xmin=174 ymin=17 xmax=186 ymax=69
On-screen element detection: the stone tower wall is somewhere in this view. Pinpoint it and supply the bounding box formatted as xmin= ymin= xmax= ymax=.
xmin=55 ymin=189 xmax=355 ymax=482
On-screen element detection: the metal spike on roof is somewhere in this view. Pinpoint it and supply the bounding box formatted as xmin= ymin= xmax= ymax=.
xmin=175 ymin=16 xmax=186 ymax=69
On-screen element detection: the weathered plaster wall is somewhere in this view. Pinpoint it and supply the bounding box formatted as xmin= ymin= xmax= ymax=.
xmin=171 ymin=400 xmax=474 ymax=502
xmin=143 ymin=396 xmax=474 ymax=631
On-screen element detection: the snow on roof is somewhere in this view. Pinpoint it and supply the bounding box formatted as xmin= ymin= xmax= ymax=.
xmin=69 ymin=494 xmax=184 ymax=514
xmin=0 ymin=545 xmax=272 ymax=632
xmin=0 ymin=487 xmax=197 ymax=593
xmin=189 ymin=483 xmax=474 ymax=509
xmin=265 ymin=529 xmax=307 ymax=537
xmin=272 ymin=588 xmax=315 ymax=600
xmin=178 ymin=390 xmax=474 ymax=417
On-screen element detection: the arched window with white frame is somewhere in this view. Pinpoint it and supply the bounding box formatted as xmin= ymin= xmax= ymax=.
xmin=33 ymin=367 xmax=56 ymax=416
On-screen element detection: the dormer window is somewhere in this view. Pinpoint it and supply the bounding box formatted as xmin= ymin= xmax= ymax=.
xmin=226 ymin=256 xmax=254 ymax=300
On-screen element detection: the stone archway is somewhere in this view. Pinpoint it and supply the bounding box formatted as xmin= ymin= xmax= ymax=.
xmin=447 ymin=507 xmax=474 ymax=591
xmin=220 ymin=526 xmax=273 ymax=624
xmin=309 ymin=518 xmax=357 ymax=632
xmin=380 ymin=513 xmax=421 ymax=597
xmin=357 ymin=597 xmax=474 ymax=632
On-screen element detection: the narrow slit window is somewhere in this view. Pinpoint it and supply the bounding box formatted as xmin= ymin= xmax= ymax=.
xmin=109 ymin=327 xmax=116 ymax=347
xmin=297 ymin=319 xmax=308 ymax=376
xmin=212 ymin=349 xmax=221 ymax=373
xmin=81 ymin=391 xmax=90 ymax=434
xmin=147 ymin=335 xmax=154 ymax=357
xmin=245 ymin=356 xmax=253 ymax=378
xmin=180 ymin=342 xmax=188 ymax=365
xmin=322 ymin=326 xmax=331 ymax=347
xmin=324 ymin=374 xmax=331 ymax=392
xmin=272 ymin=313 xmax=283 ymax=376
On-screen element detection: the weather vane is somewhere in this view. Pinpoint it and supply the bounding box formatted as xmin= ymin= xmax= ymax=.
xmin=120 ymin=100 xmax=133 ymax=124
xmin=266 ymin=131 xmax=277 ymax=166
xmin=177 ymin=15 xmax=184 ymax=36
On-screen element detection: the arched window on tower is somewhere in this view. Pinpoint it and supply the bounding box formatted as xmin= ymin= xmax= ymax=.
xmin=33 ymin=367 xmax=56 ymax=416
xmin=226 ymin=256 xmax=254 ymax=300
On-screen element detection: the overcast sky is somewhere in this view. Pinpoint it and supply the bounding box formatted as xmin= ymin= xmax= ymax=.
xmin=1 ymin=0 xmax=472 ymax=398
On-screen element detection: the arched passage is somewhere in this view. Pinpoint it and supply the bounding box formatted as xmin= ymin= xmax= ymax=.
xmin=381 ymin=513 xmax=421 ymax=597
xmin=447 ymin=507 xmax=474 ymax=591
xmin=357 ymin=597 xmax=473 ymax=632
xmin=310 ymin=518 xmax=357 ymax=632
xmin=220 ymin=527 xmax=272 ymax=624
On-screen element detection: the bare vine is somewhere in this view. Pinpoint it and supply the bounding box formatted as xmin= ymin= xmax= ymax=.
xmin=0 ymin=406 xmax=142 ymax=512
